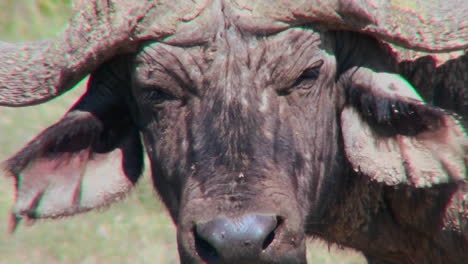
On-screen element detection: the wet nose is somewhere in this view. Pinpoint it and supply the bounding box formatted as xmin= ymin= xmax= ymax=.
xmin=194 ymin=214 xmax=279 ymax=262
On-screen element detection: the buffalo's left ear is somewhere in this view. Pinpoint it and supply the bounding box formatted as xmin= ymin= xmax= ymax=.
xmin=340 ymin=68 xmax=467 ymax=187
xmin=5 ymin=57 xmax=143 ymax=231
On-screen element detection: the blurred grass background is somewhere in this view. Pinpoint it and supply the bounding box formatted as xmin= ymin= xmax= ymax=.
xmin=0 ymin=1 xmax=365 ymax=263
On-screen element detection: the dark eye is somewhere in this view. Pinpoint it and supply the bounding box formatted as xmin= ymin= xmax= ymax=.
xmin=293 ymin=59 xmax=324 ymax=86
xmin=140 ymin=88 xmax=176 ymax=105
xmin=278 ymin=59 xmax=324 ymax=96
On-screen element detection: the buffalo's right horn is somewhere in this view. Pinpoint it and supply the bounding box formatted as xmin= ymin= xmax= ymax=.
xmin=251 ymin=0 xmax=467 ymax=52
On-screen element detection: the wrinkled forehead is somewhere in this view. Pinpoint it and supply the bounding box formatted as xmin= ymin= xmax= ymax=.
xmin=133 ymin=27 xmax=330 ymax=90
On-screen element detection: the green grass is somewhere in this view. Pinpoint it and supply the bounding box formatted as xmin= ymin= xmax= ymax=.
xmin=0 ymin=0 xmax=71 ymax=41
xmin=0 ymin=1 xmax=365 ymax=263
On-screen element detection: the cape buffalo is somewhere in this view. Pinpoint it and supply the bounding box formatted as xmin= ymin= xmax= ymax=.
xmin=1 ymin=1 xmax=467 ymax=263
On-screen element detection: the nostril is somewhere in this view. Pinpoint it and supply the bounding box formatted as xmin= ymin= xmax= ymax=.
xmin=194 ymin=214 xmax=280 ymax=261
xmin=261 ymin=228 xmax=276 ymax=250
xmin=262 ymin=216 xmax=283 ymax=250
xmin=194 ymin=228 xmax=219 ymax=262
xmin=262 ymin=229 xmax=276 ymax=250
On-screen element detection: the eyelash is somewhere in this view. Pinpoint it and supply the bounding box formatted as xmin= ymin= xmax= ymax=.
xmin=140 ymin=88 xmax=176 ymax=105
xmin=278 ymin=59 xmax=324 ymax=96
xmin=293 ymin=59 xmax=324 ymax=86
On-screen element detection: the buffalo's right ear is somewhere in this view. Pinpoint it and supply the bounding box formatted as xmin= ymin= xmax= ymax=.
xmin=5 ymin=57 xmax=143 ymax=231
xmin=340 ymin=68 xmax=467 ymax=187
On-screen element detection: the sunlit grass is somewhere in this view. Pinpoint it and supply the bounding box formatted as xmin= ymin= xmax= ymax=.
xmin=0 ymin=0 xmax=71 ymax=41
xmin=0 ymin=1 xmax=365 ymax=263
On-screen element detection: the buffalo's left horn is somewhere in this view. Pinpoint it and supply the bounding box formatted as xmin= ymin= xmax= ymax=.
xmin=0 ymin=0 xmax=189 ymax=106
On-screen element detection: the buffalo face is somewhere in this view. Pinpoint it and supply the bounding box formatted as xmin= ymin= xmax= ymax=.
xmin=134 ymin=28 xmax=341 ymax=263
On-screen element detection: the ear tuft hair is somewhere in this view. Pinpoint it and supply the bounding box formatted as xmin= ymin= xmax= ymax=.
xmin=4 ymin=110 xmax=143 ymax=229
xmin=6 ymin=112 xmax=102 ymax=176
xmin=345 ymin=83 xmax=450 ymax=136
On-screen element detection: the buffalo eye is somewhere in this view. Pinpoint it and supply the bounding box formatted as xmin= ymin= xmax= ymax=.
xmin=140 ymin=88 xmax=177 ymax=106
xmin=294 ymin=59 xmax=324 ymax=86
xmin=278 ymin=59 xmax=324 ymax=96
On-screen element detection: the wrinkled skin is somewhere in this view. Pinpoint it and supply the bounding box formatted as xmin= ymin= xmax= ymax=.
xmin=2 ymin=1 xmax=467 ymax=264
xmin=141 ymin=28 xmax=341 ymax=264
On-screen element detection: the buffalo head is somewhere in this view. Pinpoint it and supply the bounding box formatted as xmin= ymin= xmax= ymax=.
xmin=1 ymin=1 xmax=467 ymax=264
